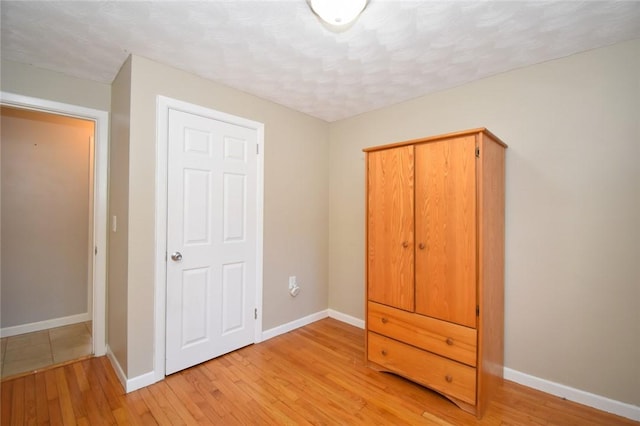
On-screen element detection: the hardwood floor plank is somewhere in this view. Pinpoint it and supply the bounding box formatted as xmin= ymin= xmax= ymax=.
xmin=54 ymin=367 xmax=77 ymax=426
xmin=324 ymin=371 xmax=425 ymax=424
xmin=1 ymin=380 xmax=13 ymax=425
xmin=206 ymin=364 xmax=264 ymax=424
xmin=139 ymin=386 xmax=180 ymax=426
xmin=181 ymin=354 xmax=274 ymax=423
xmin=10 ymin=377 xmax=25 ymax=425
xmin=1 ymin=318 xmax=638 ymax=425
xmin=164 ymin=373 xmax=205 ymax=420
xmin=43 ymin=369 xmax=64 ymax=425
xmin=123 ymin=389 xmax=158 ymax=425
xmin=34 ymin=372 xmax=50 ymax=424
xmin=64 ymin=364 xmax=88 ymax=421
xmin=97 ymin=357 xmax=156 ymax=426
xmin=81 ymin=358 xmax=126 ymax=424
xmin=72 ymin=361 xmax=90 ymax=392
xmin=23 ymin=374 xmax=37 ymax=425
xmin=180 ymin=368 xmax=228 ymax=422
xmin=91 ymin=358 xmax=129 ymax=407
xmin=81 ymin=377 xmax=117 ymax=425
xmin=151 ymin=378 xmax=200 ymax=425
xmin=264 ymin=399 xmax=316 ymax=425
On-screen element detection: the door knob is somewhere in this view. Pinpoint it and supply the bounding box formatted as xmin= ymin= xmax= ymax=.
xmin=171 ymin=252 xmax=183 ymax=262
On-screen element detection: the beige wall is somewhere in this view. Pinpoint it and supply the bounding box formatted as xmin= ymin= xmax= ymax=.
xmin=118 ymin=55 xmax=329 ymax=377
xmin=1 ymin=60 xmax=111 ymax=112
xmin=328 ymin=39 xmax=640 ymax=405
xmin=108 ymin=57 xmax=132 ymax=375
xmin=1 ymin=107 xmax=93 ymax=328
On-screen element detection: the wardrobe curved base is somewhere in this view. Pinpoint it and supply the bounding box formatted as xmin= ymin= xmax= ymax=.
xmin=366 ymin=362 xmax=481 ymax=418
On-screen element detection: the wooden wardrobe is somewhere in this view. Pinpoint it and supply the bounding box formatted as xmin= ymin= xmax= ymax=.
xmin=364 ymin=128 xmax=507 ymax=418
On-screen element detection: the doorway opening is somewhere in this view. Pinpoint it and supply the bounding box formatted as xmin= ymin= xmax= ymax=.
xmin=0 ymin=92 xmax=108 ymax=379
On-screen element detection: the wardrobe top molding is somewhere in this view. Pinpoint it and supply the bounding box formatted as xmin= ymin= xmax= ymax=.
xmin=362 ymin=127 xmax=508 ymax=153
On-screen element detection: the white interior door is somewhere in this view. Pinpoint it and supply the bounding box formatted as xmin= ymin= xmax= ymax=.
xmin=165 ymin=108 xmax=258 ymax=375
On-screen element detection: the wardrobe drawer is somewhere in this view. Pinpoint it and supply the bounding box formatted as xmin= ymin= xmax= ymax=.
xmin=368 ymin=301 xmax=477 ymax=366
xmin=368 ymin=332 xmax=476 ymax=405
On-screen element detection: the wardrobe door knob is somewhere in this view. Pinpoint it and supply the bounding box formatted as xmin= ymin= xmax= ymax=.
xmin=419 ymin=243 xmax=425 ymax=250
xmin=402 ymin=241 xmax=409 ymax=248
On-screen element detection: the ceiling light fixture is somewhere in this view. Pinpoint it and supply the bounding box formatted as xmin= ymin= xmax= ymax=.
xmin=309 ymin=0 xmax=368 ymax=27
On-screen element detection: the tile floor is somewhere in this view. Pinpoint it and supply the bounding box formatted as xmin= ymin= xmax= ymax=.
xmin=0 ymin=321 xmax=92 ymax=379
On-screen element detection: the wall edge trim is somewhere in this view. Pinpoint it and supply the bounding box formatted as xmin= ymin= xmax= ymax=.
xmin=106 ymin=345 xmax=127 ymax=391
xmin=106 ymin=345 xmax=160 ymax=394
xmin=261 ymin=310 xmax=329 ymax=341
xmin=328 ymin=309 xmax=364 ymax=329
xmin=504 ymin=367 xmax=640 ymax=421
xmin=0 ymin=312 xmax=91 ymax=338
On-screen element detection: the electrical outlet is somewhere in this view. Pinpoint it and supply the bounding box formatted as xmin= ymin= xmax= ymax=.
xmin=288 ymin=276 xmax=297 ymax=290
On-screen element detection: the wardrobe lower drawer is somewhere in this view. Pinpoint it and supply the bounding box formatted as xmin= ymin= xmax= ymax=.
xmin=367 ymin=331 xmax=476 ymax=405
xmin=367 ymin=301 xmax=477 ymax=366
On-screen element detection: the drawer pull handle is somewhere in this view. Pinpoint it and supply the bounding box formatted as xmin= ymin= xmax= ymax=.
xmin=381 ymin=350 xmax=387 ymax=356
xmin=381 ymin=317 xmax=388 ymax=324
xmin=445 ymin=375 xmax=453 ymax=383
xmin=446 ymin=338 xmax=454 ymax=346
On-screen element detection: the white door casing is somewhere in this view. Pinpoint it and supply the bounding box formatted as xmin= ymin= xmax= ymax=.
xmin=156 ymin=96 xmax=264 ymax=379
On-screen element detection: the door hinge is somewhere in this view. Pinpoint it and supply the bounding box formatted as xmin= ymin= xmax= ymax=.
xmin=475 ymin=147 xmax=480 ymax=158
xmin=476 ymin=306 xmax=480 ymax=316
xmin=254 ymin=308 xmax=258 ymax=320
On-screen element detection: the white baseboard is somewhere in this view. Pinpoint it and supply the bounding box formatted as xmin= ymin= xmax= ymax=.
xmin=328 ymin=309 xmax=364 ymax=329
xmin=260 ymin=309 xmax=364 ymax=341
xmin=0 ymin=312 xmax=91 ymax=338
xmin=261 ymin=309 xmax=329 ymax=341
xmin=106 ymin=345 xmax=127 ymax=391
xmin=504 ymin=368 xmax=640 ymax=421
xmin=106 ymin=345 xmax=159 ymax=393
xmin=125 ymin=370 xmax=158 ymax=393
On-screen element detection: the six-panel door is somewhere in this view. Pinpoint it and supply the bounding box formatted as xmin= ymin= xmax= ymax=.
xmin=165 ymin=108 xmax=258 ymax=375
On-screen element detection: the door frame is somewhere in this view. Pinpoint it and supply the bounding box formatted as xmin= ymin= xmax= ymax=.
xmin=0 ymin=91 xmax=108 ymax=356
xmin=154 ymin=95 xmax=264 ymax=381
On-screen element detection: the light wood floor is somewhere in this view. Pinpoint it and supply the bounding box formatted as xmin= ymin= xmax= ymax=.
xmin=1 ymin=318 xmax=637 ymax=425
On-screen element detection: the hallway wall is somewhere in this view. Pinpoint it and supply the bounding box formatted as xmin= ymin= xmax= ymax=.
xmin=1 ymin=107 xmax=94 ymax=332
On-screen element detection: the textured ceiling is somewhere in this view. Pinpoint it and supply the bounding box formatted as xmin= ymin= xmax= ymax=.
xmin=2 ymin=1 xmax=639 ymax=122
